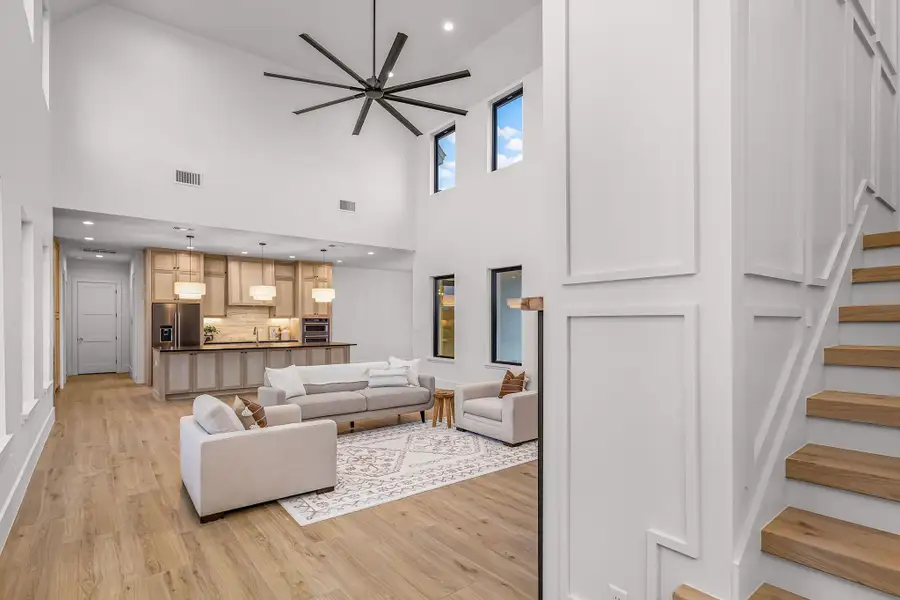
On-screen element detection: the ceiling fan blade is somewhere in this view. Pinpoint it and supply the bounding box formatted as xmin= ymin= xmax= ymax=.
xmin=299 ymin=34 xmax=370 ymax=87
xmin=384 ymin=94 xmax=468 ymax=116
xmin=293 ymin=93 xmax=365 ymax=115
xmin=383 ymin=70 xmax=471 ymax=94
xmin=353 ymin=98 xmax=374 ymax=135
xmin=376 ymin=99 xmax=422 ymax=136
xmin=376 ymin=33 xmax=408 ymax=88
xmin=264 ymin=72 xmax=364 ymax=92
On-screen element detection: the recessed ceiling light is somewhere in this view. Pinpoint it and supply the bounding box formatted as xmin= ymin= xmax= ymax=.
xmin=241 ymin=251 xmax=248 ymax=255
xmin=83 ymin=221 xmax=94 ymax=226
xmin=186 ymin=246 xmax=195 ymax=250
xmin=337 ymin=259 xmax=343 ymax=263
xmin=388 ymin=71 xmax=395 ymax=78
xmin=95 ymin=255 xmax=104 ymax=258
xmin=173 ymin=226 xmax=192 ymax=232
xmin=289 ymin=255 xmax=296 ymax=259
xmin=368 ymin=251 xmax=375 ymax=255
xmin=443 ymin=21 xmax=454 ymax=32
xmin=84 ymin=237 xmax=94 ymax=241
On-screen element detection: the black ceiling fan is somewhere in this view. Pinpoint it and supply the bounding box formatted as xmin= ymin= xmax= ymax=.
xmin=264 ymin=0 xmax=471 ymax=137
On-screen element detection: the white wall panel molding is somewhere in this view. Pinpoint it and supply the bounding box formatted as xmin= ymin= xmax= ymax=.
xmin=874 ymin=66 xmax=898 ymax=209
xmin=743 ymin=0 xmax=805 ymax=284
xmin=562 ymin=305 xmax=699 ymax=600
xmin=734 ymin=201 xmax=868 ymax=568
xmin=849 ymin=16 xmax=876 ymax=214
xmin=850 ymin=0 xmax=877 ymax=36
xmin=746 ymin=307 xmax=806 ymax=464
xmin=563 ymin=0 xmax=698 ymax=286
xmin=876 ymin=40 xmax=898 ymax=75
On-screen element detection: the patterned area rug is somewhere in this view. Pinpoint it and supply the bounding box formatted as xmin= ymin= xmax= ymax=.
xmin=279 ymin=421 xmax=537 ymax=525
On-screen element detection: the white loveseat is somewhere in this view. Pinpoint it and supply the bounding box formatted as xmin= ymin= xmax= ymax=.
xmin=257 ymin=361 xmax=436 ymax=426
xmin=455 ymin=379 xmax=538 ymax=446
xmin=180 ymin=401 xmax=337 ymax=522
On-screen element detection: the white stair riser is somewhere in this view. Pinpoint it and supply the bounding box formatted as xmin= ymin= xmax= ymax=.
xmin=807 ymin=416 xmax=900 ymax=458
xmin=787 ymin=479 xmax=900 ymax=535
xmin=761 ymin=553 xmax=895 ymax=600
xmin=825 ymin=364 xmax=900 ymax=396
xmin=863 ymin=247 xmax=900 ymax=268
xmin=851 ymin=281 xmax=900 ymax=305
xmin=839 ymin=322 xmax=900 ymax=345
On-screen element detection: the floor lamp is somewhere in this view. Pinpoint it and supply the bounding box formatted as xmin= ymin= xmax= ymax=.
xmin=514 ymin=296 xmax=544 ymax=599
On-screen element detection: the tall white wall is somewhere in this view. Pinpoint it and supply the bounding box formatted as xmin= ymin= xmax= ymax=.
xmin=330 ymin=267 xmax=412 ymax=363
xmin=542 ymin=1 xmax=735 ymax=599
xmin=51 ymin=5 xmax=416 ymax=250
xmin=0 ymin=0 xmax=57 ymax=554
xmin=733 ymin=1 xmax=900 ymax=597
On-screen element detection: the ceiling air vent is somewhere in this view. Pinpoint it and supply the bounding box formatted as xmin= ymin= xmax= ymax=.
xmin=175 ymin=170 xmax=203 ymax=187
xmin=339 ymin=200 xmax=356 ymax=213
xmin=82 ymin=248 xmax=117 ymax=255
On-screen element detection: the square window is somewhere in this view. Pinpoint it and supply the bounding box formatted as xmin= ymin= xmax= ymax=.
xmin=433 ymin=275 xmax=455 ymax=359
xmin=492 ymin=89 xmax=524 ymax=171
xmin=491 ymin=267 xmax=522 ymax=365
xmin=434 ymin=125 xmax=456 ymax=193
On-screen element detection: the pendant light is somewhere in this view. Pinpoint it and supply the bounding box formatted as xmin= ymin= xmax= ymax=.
xmin=173 ymin=235 xmax=207 ymax=300
xmin=311 ymin=249 xmax=336 ymax=303
xmin=249 ymin=242 xmax=277 ymax=301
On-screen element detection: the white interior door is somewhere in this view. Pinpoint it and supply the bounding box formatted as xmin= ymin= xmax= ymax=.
xmin=76 ymin=281 xmax=118 ymax=374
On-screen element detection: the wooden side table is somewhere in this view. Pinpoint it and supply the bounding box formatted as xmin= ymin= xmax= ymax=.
xmin=432 ymin=389 xmax=455 ymax=429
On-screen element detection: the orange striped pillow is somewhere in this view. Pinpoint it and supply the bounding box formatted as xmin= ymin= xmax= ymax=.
xmin=232 ymin=395 xmax=268 ymax=429
xmin=498 ymin=370 xmax=526 ymax=398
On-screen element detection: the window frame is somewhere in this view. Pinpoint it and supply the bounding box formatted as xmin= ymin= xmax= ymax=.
xmin=490 ymin=266 xmax=523 ymax=366
xmin=433 ymin=124 xmax=456 ymax=194
xmin=491 ymin=87 xmax=524 ymax=172
xmin=432 ymin=274 xmax=455 ymax=359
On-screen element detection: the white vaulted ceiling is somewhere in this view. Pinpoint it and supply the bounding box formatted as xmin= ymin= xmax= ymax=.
xmin=53 ymin=0 xmax=540 ymax=87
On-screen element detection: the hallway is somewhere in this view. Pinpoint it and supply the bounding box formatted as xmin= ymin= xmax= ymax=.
xmin=0 ymin=375 xmax=538 ymax=600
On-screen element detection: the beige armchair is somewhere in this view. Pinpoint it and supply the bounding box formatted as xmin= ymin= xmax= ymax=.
xmin=455 ymin=380 xmax=537 ymax=446
xmin=180 ymin=404 xmax=337 ymax=522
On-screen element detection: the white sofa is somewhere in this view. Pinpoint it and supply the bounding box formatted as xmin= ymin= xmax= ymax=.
xmin=257 ymin=361 xmax=436 ymax=426
xmin=455 ymin=380 xmax=538 ymax=446
xmin=180 ymin=402 xmax=337 ymax=522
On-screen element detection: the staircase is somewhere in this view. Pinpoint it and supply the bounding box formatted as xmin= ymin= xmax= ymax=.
xmin=675 ymin=231 xmax=900 ymax=599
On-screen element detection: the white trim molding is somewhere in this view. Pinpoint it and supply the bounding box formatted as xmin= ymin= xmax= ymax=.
xmin=562 ymin=305 xmax=700 ymax=600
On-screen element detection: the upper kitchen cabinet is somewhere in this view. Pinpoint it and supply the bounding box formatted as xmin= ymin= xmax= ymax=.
xmin=300 ymin=262 xmax=333 ymax=317
xmin=272 ymin=262 xmax=296 ymax=318
xmin=202 ymin=254 xmax=227 ymax=318
xmin=149 ymin=249 xmax=203 ymax=303
xmin=176 ymin=252 xmax=202 ymax=273
xmin=227 ymin=257 xmax=275 ymax=306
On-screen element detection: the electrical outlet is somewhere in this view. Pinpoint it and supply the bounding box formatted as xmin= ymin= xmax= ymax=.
xmin=608 ymin=584 xmax=628 ymax=600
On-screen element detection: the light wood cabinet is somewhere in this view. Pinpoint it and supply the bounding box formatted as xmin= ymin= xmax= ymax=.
xmin=228 ymin=257 xmax=276 ymax=306
xmin=243 ymin=351 xmax=266 ymax=387
xmin=308 ymin=347 xmax=329 ymax=366
xmin=153 ymin=251 xmax=177 ymax=271
xmin=290 ymin=348 xmax=309 ymax=366
xmin=166 ymin=353 xmax=192 ymax=394
xmin=300 ymin=262 xmax=333 ymax=317
xmin=266 ymin=349 xmax=291 ymax=369
xmin=152 ymin=270 xmax=178 ymax=302
xmin=202 ymin=275 xmax=226 ymax=318
xmin=220 ymin=352 xmax=243 ymax=389
xmin=273 ymin=279 xmax=295 ymax=317
xmin=274 ymin=262 xmax=294 ymax=279
xmin=204 ymin=255 xmax=226 ymax=275
xmin=150 ymin=249 xmax=202 ymax=303
xmin=176 ymin=252 xmax=202 ymax=273
xmin=193 ymin=353 xmax=219 ymax=392
xmin=329 ymin=346 xmax=350 ymax=364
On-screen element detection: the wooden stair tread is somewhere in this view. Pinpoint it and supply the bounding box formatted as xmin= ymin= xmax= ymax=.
xmin=824 ymin=345 xmax=900 ymax=368
xmin=787 ymin=444 xmax=900 ymax=501
xmin=673 ymin=585 xmax=716 ymax=600
xmin=749 ymin=584 xmax=808 ymax=600
xmin=853 ymin=265 xmax=900 ymax=283
xmin=808 ymin=390 xmax=900 ymax=427
xmin=762 ymin=507 xmax=900 ymax=596
xmin=840 ymin=304 xmax=900 ymax=322
xmin=864 ymin=231 xmax=900 ymax=249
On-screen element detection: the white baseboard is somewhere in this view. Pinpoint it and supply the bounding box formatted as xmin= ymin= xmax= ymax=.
xmin=0 ymin=406 xmax=56 ymax=555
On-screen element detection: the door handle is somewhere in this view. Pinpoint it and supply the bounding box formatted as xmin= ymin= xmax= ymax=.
xmin=78 ymin=337 xmax=84 ymax=343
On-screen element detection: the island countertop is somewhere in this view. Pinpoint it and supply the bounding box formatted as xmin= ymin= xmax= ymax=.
xmin=154 ymin=341 xmax=357 ymax=353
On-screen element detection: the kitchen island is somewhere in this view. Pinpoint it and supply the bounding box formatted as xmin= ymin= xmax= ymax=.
xmin=152 ymin=341 xmax=357 ymax=401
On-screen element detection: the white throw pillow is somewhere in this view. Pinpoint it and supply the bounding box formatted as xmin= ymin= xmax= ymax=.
xmin=265 ymin=365 xmax=307 ymax=399
xmin=389 ymin=356 xmax=421 ymax=386
xmin=193 ymin=394 xmax=244 ymax=435
xmin=368 ymin=366 xmax=411 ymax=388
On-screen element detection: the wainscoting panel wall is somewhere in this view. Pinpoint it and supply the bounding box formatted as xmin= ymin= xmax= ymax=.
xmin=565 ymin=0 xmax=697 ymax=284
xmin=876 ymin=67 xmax=897 ymax=206
xmin=851 ymin=18 xmax=875 ymax=201
xmin=744 ymin=0 xmax=805 ymax=282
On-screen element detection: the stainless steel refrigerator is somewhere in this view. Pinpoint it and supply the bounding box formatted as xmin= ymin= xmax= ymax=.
xmin=151 ymin=303 xmax=202 ymax=348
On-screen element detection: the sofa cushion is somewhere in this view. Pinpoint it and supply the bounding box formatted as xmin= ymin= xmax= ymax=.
xmin=360 ymin=386 xmax=431 ymax=411
xmin=232 ymin=395 xmax=268 ymax=430
xmin=289 ymin=391 xmax=366 ymax=419
xmin=463 ymin=397 xmax=503 ymax=422
xmin=304 ymin=381 xmax=368 ymax=395
xmin=264 ymin=366 xmax=306 ymax=398
xmin=193 ymin=394 xmax=244 ymax=434
xmin=499 ymin=370 xmax=526 ymax=398
xmin=389 ymin=356 xmax=421 ymax=386
xmin=294 ymin=361 xmax=389 ymax=385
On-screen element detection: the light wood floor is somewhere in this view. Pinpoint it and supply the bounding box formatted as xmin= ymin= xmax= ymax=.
xmin=0 ymin=374 xmax=538 ymax=600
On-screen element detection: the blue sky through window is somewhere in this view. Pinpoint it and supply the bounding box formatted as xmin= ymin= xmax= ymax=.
xmin=495 ymin=93 xmax=523 ymax=170
xmin=436 ymin=129 xmax=456 ymax=192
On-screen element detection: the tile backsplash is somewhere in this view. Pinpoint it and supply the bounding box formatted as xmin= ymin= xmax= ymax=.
xmin=204 ymin=306 xmax=295 ymax=342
